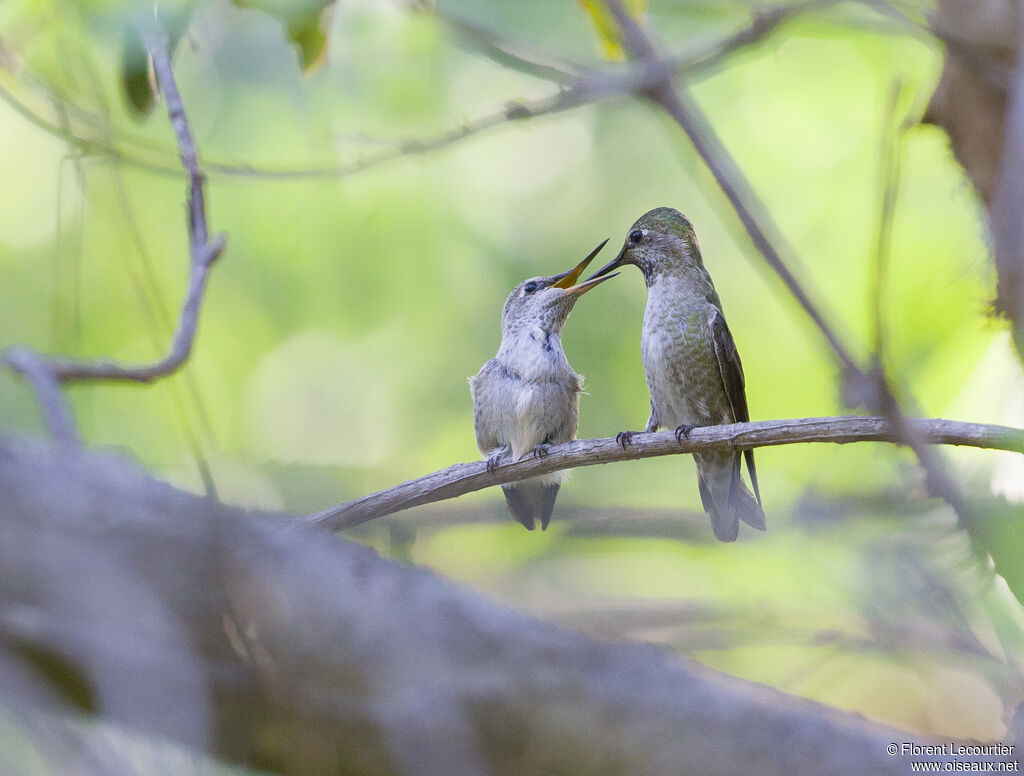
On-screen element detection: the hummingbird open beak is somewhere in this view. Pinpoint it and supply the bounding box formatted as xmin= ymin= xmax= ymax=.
xmin=560 ymin=271 xmax=619 ymax=297
xmin=586 ymin=242 xmax=627 ymax=281
xmin=551 ymin=239 xmax=609 ymax=289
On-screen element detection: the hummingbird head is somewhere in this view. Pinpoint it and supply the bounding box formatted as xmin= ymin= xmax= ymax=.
xmin=500 ymin=239 xmax=616 ymax=335
xmin=588 ymin=207 xmax=702 ymax=287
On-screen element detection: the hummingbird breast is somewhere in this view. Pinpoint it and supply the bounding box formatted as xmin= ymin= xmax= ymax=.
xmin=471 ymin=330 xmax=582 ymax=465
xmin=640 ymin=276 xmax=732 ymax=430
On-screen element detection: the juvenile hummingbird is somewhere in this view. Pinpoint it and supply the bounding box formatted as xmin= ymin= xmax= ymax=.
xmin=470 ymin=241 xmax=616 ymax=530
xmin=589 ymin=207 xmax=765 ymax=542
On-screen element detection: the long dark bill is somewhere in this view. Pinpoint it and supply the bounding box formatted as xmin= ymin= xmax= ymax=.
xmin=586 ymin=243 xmax=628 ymax=281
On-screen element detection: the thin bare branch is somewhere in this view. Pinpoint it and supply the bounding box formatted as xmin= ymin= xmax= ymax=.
xmin=2 ymin=24 xmax=226 ymax=435
xmin=863 ymin=81 xmax=972 ymax=520
xmin=870 ymin=79 xmax=906 ymax=364
xmin=435 ymin=8 xmax=587 ymax=83
xmin=1 ymin=348 xmax=79 ymax=446
xmin=303 ymin=416 xmax=1024 ymax=532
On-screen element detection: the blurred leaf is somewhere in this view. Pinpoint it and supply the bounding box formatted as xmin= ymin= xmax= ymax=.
xmin=121 ymin=26 xmax=155 ymax=116
xmin=230 ymin=0 xmax=334 ymax=72
xmin=287 ymin=11 xmax=329 ymax=71
xmin=117 ymin=2 xmax=194 ymax=118
xmin=577 ymin=0 xmax=647 ymax=60
xmin=974 ymin=499 xmax=1024 ymax=606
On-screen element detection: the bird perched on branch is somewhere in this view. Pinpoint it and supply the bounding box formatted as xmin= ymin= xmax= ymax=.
xmin=588 ymin=207 xmax=765 ymax=541
xmin=470 ymin=242 xmax=617 ymax=530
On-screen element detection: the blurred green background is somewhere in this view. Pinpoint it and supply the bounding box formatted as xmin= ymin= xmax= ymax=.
xmin=1 ymin=0 xmax=1023 ymax=743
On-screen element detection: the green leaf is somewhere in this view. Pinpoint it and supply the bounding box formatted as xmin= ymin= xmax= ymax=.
xmin=973 ymin=499 xmax=1024 ymax=606
xmin=230 ymin=0 xmax=334 ymax=72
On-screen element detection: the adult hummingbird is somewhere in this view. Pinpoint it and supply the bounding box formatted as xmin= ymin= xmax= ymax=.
xmin=470 ymin=241 xmax=616 ymax=530
xmin=589 ymin=207 xmax=764 ymax=542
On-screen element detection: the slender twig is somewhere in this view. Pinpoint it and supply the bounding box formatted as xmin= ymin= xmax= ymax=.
xmin=870 ymin=79 xmax=905 ymax=366
xmin=302 ymin=417 xmax=1024 ymax=532
xmin=1 ymin=348 xmax=79 ymax=446
xmin=867 ymin=78 xmax=973 ymax=523
xmin=140 ymin=28 xmax=208 ymax=249
xmin=436 ymin=8 xmax=587 ymax=83
xmin=2 ymin=24 xmax=226 ymax=438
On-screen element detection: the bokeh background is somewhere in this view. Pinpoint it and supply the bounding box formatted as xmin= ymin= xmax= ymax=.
xmin=2 ymin=0 xmax=1023 ymax=746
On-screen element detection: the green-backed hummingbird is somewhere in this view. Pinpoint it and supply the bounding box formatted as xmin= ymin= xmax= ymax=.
xmin=589 ymin=207 xmax=765 ymax=541
xmin=470 ymin=241 xmax=616 ymax=530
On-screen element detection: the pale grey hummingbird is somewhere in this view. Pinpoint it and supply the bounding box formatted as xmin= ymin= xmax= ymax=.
xmin=589 ymin=207 xmax=765 ymax=542
xmin=470 ymin=241 xmax=616 ymax=530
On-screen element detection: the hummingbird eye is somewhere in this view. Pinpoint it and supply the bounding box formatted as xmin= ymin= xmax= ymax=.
xmin=523 ymin=281 xmax=539 ymax=294
xmin=629 ymin=229 xmax=644 ymax=245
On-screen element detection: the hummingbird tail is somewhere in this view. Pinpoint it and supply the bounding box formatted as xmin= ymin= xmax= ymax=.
xmin=696 ymin=452 xmax=766 ymax=542
xmin=502 ymin=480 xmax=560 ymax=531
xmin=733 ymin=480 xmax=766 ymax=531
xmin=697 ymin=477 xmax=739 ymax=542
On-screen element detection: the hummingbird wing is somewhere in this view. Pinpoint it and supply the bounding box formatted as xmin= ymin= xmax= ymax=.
xmin=470 ymin=359 xmax=510 ymax=454
xmin=706 ymin=307 xmax=762 ymax=509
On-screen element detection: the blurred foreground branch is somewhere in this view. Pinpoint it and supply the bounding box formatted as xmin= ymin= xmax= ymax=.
xmin=306 ymin=416 xmax=1024 ymax=532
xmin=2 ymin=435 xmax=1015 ymax=776
xmin=1 ymin=25 xmax=225 ymax=442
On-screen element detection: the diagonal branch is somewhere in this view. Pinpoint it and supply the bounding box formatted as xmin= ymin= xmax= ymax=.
xmin=302 ymin=416 xmax=1024 ymax=532
xmin=1 ymin=24 xmax=226 ymax=438
xmin=606 ymin=0 xmax=862 ymax=377
xmin=601 ymin=0 xmax=975 ymax=526
xmin=435 ymin=8 xmax=588 ymax=83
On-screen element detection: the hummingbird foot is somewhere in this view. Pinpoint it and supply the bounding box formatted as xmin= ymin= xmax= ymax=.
xmin=674 ymin=424 xmax=698 ymax=444
xmin=532 ymin=443 xmax=550 ymax=459
xmin=616 ymin=431 xmax=637 ymax=448
xmin=486 ymin=454 xmax=503 ymax=473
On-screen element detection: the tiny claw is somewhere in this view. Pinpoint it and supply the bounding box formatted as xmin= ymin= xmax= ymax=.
xmin=616 ymin=431 xmax=635 ymax=448
xmin=674 ymin=424 xmax=698 ymax=444
xmin=532 ymin=443 xmax=549 ymax=459
xmin=486 ymin=454 xmax=503 ymax=473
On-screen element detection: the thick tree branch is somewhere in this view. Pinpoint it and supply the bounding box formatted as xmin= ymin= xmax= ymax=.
xmin=304 ymin=416 xmax=1024 ymax=532
xmin=3 ymin=436 xmax=1017 ymax=775
xmin=1 ymin=25 xmax=225 ymax=439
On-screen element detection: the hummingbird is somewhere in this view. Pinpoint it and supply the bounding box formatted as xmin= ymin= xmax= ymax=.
xmin=589 ymin=207 xmax=765 ymax=542
xmin=470 ymin=241 xmax=617 ymax=530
